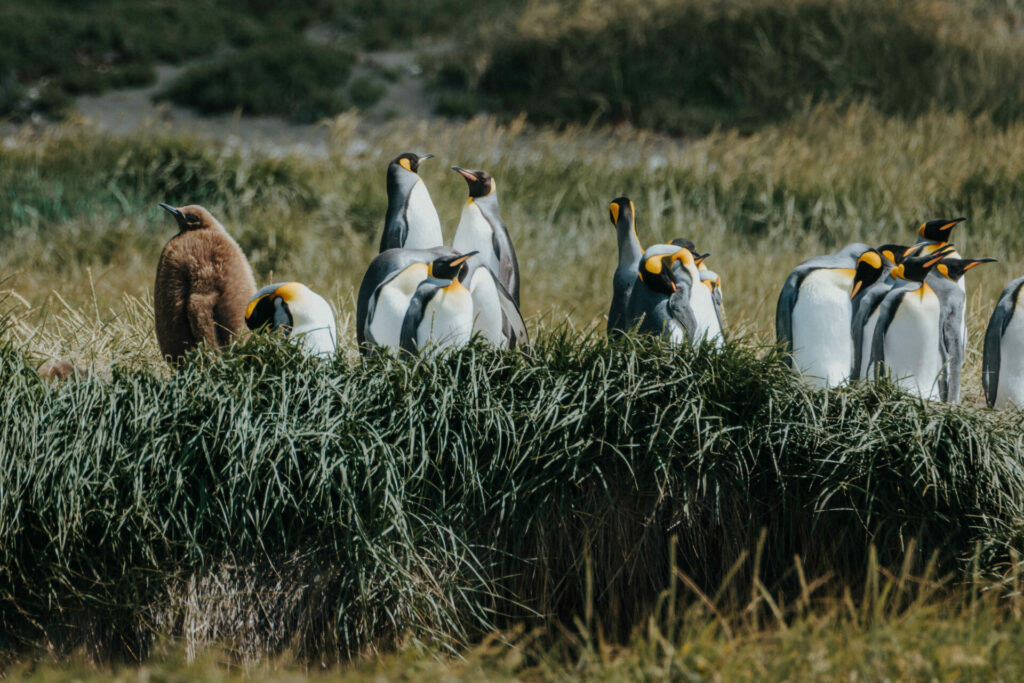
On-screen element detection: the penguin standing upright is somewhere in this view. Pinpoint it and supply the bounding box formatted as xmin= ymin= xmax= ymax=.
xmin=607 ymin=197 xmax=644 ymax=335
xmin=462 ymin=263 xmax=529 ymax=349
xmin=379 ymin=152 xmax=443 ymax=253
xmin=775 ymin=242 xmax=870 ymax=387
xmin=868 ymin=246 xmax=958 ymax=401
xmin=400 ymin=277 xmax=476 ymax=356
xmin=926 ymin=256 xmax=997 ymax=401
xmin=245 ymin=282 xmax=337 ymax=357
xmin=356 ymin=249 xmax=477 ymax=352
xmin=983 ymin=275 xmax=1024 ymax=409
xmin=915 ymin=217 xmax=966 ymax=259
xmin=451 ymin=166 xmax=520 ymax=305
xmin=154 ymin=203 xmax=256 ymax=364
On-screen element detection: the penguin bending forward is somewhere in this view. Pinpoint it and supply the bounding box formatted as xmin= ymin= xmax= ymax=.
xmin=984 ymin=275 xmax=1024 ymax=409
xmin=451 ymin=166 xmax=520 ymax=306
xmin=245 ymin=282 xmax=337 ymax=357
xmin=379 ymin=152 xmax=443 ymax=253
xmin=775 ymin=242 xmax=870 ymax=388
xmin=154 ymin=203 xmax=256 ymax=364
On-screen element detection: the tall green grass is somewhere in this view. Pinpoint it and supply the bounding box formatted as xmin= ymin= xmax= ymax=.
xmin=3 ymin=330 xmax=1024 ymax=657
xmin=444 ymin=0 xmax=1024 ymax=132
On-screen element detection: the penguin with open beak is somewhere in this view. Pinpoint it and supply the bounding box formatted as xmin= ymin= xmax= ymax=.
xmin=379 ymin=152 xmax=443 ymax=253
xmin=245 ymin=282 xmax=337 ymax=357
xmin=356 ymin=248 xmax=477 ymax=353
xmin=451 ymin=165 xmax=520 ymax=306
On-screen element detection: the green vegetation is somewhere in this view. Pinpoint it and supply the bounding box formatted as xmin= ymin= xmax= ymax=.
xmin=439 ymin=0 xmax=1024 ymax=132
xmin=3 ymin=327 xmax=1024 ymax=659
xmin=158 ymin=42 xmax=356 ymax=122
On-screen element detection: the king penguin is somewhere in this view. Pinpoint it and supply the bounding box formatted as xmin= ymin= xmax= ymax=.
xmin=671 ymin=240 xmax=724 ymax=340
xmin=868 ymin=246 xmax=959 ymax=401
xmin=462 ymin=263 xmax=529 ymax=349
xmin=625 ymin=247 xmax=693 ymax=345
xmin=356 ymin=248 xmax=477 ymax=352
xmin=451 ymin=166 xmax=520 ymax=305
xmin=915 ymin=217 xmax=966 ymax=259
xmin=983 ymin=275 xmax=1024 ymax=409
xmin=379 ymin=152 xmax=443 ymax=253
xmin=607 ymin=197 xmax=644 ymax=336
xmin=154 ymin=203 xmax=256 ymax=364
xmin=400 ymin=277 xmax=476 ymax=356
xmin=775 ymin=242 xmax=870 ymax=387
xmin=245 ymin=282 xmax=337 ymax=357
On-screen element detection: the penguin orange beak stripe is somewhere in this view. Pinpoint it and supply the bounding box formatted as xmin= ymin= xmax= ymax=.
xmin=449 ymin=251 xmax=478 ymax=267
xmin=850 ymin=280 xmax=863 ymax=300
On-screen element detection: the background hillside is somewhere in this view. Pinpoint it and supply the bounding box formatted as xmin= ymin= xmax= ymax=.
xmin=6 ymin=0 xmax=1024 ymax=679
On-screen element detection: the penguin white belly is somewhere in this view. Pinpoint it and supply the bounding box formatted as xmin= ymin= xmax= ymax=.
xmin=369 ymin=267 xmax=428 ymax=350
xmin=418 ymin=288 xmax=474 ymax=356
xmin=790 ymin=268 xmax=855 ymax=388
xmin=403 ymin=181 xmax=443 ymax=249
xmin=995 ymin=308 xmax=1024 ymax=409
xmin=689 ymin=278 xmax=723 ymax=347
xmin=667 ymin=320 xmax=686 ymax=346
xmin=452 ymin=203 xmax=501 ymax=275
xmin=290 ymin=295 xmax=337 ymax=357
xmin=883 ymin=290 xmax=943 ymax=400
xmin=467 ymin=268 xmax=507 ymax=348
xmin=858 ymin=308 xmax=881 ymax=379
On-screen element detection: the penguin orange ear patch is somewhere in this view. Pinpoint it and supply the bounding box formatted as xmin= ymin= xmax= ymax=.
xmin=609 ymin=202 xmax=620 ymax=224
xmin=399 ymin=157 xmax=413 ymax=172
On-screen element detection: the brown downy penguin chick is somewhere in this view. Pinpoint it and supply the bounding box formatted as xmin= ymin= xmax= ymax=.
xmin=154 ymin=203 xmax=256 ymax=364
xmin=37 ymin=359 xmax=77 ymax=380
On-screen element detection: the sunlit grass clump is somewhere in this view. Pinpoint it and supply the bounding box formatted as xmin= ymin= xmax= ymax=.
xmin=2 ymin=326 xmax=1024 ymax=658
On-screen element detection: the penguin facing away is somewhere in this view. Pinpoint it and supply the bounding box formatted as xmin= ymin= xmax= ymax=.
xmin=379 ymin=152 xmax=443 ymax=253
xmin=984 ymin=275 xmax=1024 ymax=409
xmin=868 ymin=246 xmax=958 ymax=401
xmin=357 ymin=249 xmax=477 ymax=352
xmin=400 ymin=277 xmax=476 ymax=356
xmin=451 ymin=166 xmax=520 ymax=306
xmin=607 ymin=197 xmax=644 ymax=336
xmin=625 ymin=248 xmax=693 ymax=345
xmin=775 ymin=242 xmax=870 ymax=388
xmin=849 ymin=248 xmax=886 ymax=380
xmin=154 ymin=203 xmax=256 ymax=364
xmin=245 ymin=282 xmax=337 ymax=357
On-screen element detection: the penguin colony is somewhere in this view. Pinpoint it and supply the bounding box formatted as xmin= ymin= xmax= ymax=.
xmin=150 ymin=152 xmax=1024 ymax=409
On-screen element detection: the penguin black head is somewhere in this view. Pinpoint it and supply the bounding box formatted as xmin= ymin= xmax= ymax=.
xmin=608 ymin=197 xmax=635 ymax=228
xmin=639 ymin=254 xmax=677 ymax=295
xmin=935 ymin=257 xmax=997 ymax=282
xmin=876 ymin=243 xmax=915 ymax=265
xmin=850 ymin=248 xmax=884 ymax=299
xmin=452 ymin=166 xmax=495 ymax=198
xmin=670 ymin=238 xmax=696 ymax=252
xmin=430 ymin=250 xmax=479 ymax=281
xmin=917 ymin=217 xmax=966 ymax=242
xmin=893 ymin=245 xmax=956 ymax=282
xmin=390 ymin=152 xmax=433 ymax=174
xmin=159 ymin=203 xmax=216 ymax=232
xmin=245 ymin=282 xmax=301 ymax=334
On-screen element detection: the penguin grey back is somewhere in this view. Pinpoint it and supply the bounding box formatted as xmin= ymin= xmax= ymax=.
xmin=983 ymin=276 xmax=1024 ymax=407
xmin=154 ymin=203 xmax=256 ymax=364
xmin=607 ymin=197 xmax=644 ymax=335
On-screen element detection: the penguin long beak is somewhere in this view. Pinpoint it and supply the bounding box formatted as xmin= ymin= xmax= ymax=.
xmin=418 ymin=153 xmax=435 ymax=164
xmin=450 ymin=250 xmax=479 ymax=266
xmin=158 ymin=202 xmax=188 ymax=230
xmin=850 ymin=280 xmax=863 ymax=300
xmin=452 ymin=166 xmax=477 ymax=182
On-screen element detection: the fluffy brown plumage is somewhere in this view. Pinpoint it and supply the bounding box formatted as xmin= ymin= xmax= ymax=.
xmin=154 ymin=203 xmax=256 ymax=364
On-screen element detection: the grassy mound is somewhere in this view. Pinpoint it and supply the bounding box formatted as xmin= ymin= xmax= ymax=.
xmin=2 ymin=331 xmax=1024 ymax=658
xmin=445 ymin=0 xmax=1024 ymax=132
xmin=158 ymin=41 xmax=357 ymax=122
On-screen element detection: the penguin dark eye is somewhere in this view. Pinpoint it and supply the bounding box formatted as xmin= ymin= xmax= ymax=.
xmin=185 ymin=213 xmax=200 ymax=223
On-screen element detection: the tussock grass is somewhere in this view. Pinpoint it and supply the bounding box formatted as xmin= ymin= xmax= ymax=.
xmin=2 ymin=328 xmax=1024 ymax=658
xmin=447 ymin=0 xmax=1024 ymax=133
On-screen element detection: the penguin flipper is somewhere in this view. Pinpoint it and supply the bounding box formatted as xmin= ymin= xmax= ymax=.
xmin=939 ymin=297 xmax=964 ymax=403
xmin=870 ymin=288 xmax=906 ymax=380
xmin=400 ymin=279 xmax=443 ymax=355
xmin=495 ymin=279 xmax=528 ymax=348
xmin=775 ymin=271 xmax=801 ymax=364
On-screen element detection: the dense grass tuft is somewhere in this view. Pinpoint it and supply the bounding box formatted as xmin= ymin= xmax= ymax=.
xmin=2 ymin=330 xmax=1024 ymax=657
